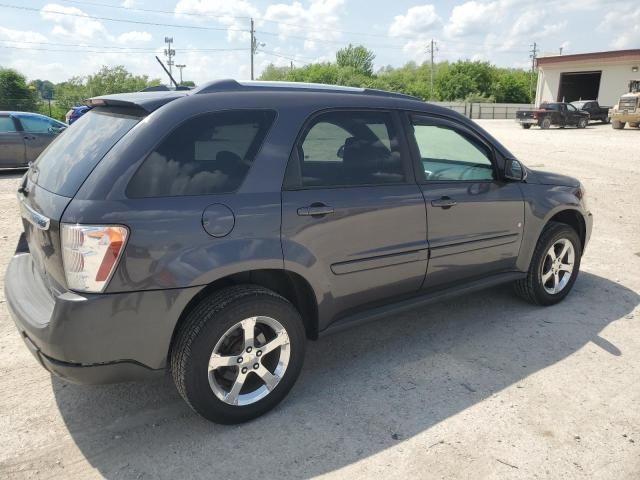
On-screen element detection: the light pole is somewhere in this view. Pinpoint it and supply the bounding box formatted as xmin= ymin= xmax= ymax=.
xmin=176 ymin=64 xmax=186 ymax=85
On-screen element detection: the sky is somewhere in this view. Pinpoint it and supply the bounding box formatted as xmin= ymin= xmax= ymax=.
xmin=0 ymin=0 xmax=638 ymax=84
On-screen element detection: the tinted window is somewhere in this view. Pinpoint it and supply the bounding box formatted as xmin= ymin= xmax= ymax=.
xmin=543 ymin=104 xmax=560 ymax=111
xmin=127 ymin=110 xmax=275 ymax=198
xmin=295 ymin=111 xmax=404 ymax=188
xmin=0 ymin=116 xmax=16 ymax=133
xmin=19 ymin=115 xmax=64 ymax=133
xmin=566 ymin=104 xmax=577 ymax=112
xmin=411 ymin=120 xmax=494 ymax=182
xmin=33 ymin=109 xmax=142 ymax=197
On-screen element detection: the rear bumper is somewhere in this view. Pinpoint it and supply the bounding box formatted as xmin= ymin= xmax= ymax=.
xmin=4 ymin=252 xmax=202 ymax=384
xmin=517 ymin=118 xmax=538 ymax=125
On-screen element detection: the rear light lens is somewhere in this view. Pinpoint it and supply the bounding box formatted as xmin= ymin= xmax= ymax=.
xmin=61 ymin=224 xmax=129 ymax=293
xmin=532 ymin=112 xmax=538 ymax=119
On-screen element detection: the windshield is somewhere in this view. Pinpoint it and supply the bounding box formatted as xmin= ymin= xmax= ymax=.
xmin=32 ymin=109 xmax=142 ymax=197
xmin=571 ymin=101 xmax=586 ymax=108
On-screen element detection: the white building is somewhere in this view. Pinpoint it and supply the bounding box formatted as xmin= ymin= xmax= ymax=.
xmin=535 ymin=49 xmax=640 ymax=106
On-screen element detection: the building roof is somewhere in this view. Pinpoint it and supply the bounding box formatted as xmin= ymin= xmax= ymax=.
xmin=537 ymin=49 xmax=640 ymax=67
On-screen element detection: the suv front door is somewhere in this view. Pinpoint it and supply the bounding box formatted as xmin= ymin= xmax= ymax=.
xmin=406 ymin=114 xmax=524 ymax=289
xmin=281 ymin=110 xmax=428 ymax=328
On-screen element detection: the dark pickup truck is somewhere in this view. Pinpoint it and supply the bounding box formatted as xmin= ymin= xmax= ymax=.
xmin=516 ymin=102 xmax=590 ymax=129
xmin=571 ymin=100 xmax=610 ymax=123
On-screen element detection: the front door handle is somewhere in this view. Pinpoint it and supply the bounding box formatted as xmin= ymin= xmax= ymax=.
xmin=297 ymin=203 xmax=335 ymax=217
xmin=431 ymin=196 xmax=457 ymax=209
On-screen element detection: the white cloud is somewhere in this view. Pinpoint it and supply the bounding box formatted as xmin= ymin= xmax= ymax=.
xmin=445 ymin=1 xmax=498 ymax=38
xmin=121 ymin=0 xmax=136 ymax=7
xmin=174 ymin=0 xmax=258 ymax=42
xmin=599 ymin=6 xmax=640 ymax=49
xmin=116 ymin=31 xmax=152 ymax=44
xmin=388 ymin=5 xmax=440 ymax=37
xmin=40 ymin=3 xmax=107 ymax=39
xmin=0 ymin=27 xmax=48 ymax=44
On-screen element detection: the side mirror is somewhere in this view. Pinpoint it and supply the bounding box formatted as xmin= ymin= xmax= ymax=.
xmin=504 ymin=158 xmax=527 ymax=182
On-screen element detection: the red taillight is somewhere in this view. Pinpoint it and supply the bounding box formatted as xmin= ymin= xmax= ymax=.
xmin=532 ymin=112 xmax=538 ymax=119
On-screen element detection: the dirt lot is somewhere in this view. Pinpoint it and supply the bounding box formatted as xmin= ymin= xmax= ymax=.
xmin=0 ymin=120 xmax=638 ymax=479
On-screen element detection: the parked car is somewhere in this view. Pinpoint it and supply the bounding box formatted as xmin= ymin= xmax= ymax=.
xmin=65 ymin=105 xmax=91 ymax=125
xmin=516 ymin=102 xmax=590 ymax=129
xmin=0 ymin=112 xmax=66 ymax=168
xmin=609 ymin=79 xmax=640 ymax=130
xmin=5 ymin=81 xmax=592 ymax=424
xmin=571 ymin=100 xmax=610 ymax=123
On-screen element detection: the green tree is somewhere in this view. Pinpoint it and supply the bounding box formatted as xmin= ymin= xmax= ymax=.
xmin=435 ymin=60 xmax=495 ymax=101
xmin=84 ymin=65 xmax=161 ymax=96
xmin=0 ymin=68 xmax=38 ymax=111
xmin=259 ymin=64 xmax=291 ymax=81
xmin=335 ymin=44 xmax=375 ymax=76
xmin=30 ymin=79 xmax=55 ymax=100
xmin=491 ymin=69 xmax=530 ymax=103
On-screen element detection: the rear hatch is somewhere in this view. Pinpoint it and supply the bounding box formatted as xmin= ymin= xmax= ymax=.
xmin=516 ymin=110 xmax=538 ymax=120
xmin=18 ymin=107 xmax=144 ymax=293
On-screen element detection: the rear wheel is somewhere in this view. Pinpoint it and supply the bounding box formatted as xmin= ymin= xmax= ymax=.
xmin=602 ymin=116 xmax=610 ymax=124
xmin=521 ymin=124 xmax=531 ymax=129
xmin=540 ymin=117 xmax=552 ymax=129
xmin=514 ymin=222 xmax=582 ymax=306
xmin=171 ymin=285 xmax=306 ymax=424
xmin=577 ymin=117 xmax=588 ymax=129
xmin=629 ymin=123 xmax=639 ymax=128
xmin=612 ymin=120 xmax=625 ymax=129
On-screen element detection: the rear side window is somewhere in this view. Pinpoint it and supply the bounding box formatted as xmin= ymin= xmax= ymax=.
xmin=33 ymin=109 xmax=142 ymax=197
xmin=127 ymin=110 xmax=275 ymax=198
xmin=18 ymin=115 xmax=64 ymax=133
xmin=293 ymin=110 xmax=405 ymax=188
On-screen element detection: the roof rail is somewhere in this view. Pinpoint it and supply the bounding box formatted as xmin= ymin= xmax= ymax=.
xmin=192 ymin=79 xmax=420 ymax=100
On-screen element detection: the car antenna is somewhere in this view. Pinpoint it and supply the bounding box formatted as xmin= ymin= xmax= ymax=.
xmin=155 ymin=55 xmax=179 ymax=90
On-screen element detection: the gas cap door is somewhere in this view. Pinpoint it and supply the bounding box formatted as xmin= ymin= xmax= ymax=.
xmin=202 ymin=204 xmax=235 ymax=237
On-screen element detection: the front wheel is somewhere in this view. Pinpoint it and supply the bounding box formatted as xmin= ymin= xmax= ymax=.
xmin=171 ymin=285 xmax=306 ymax=424
xmin=629 ymin=123 xmax=639 ymax=128
xmin=514 ymin=222 xmax=582 ymax=306
xmin=577 ymin=118 xmax=588 ymax=129
xmin=612 ymin=120 xmax=625 ymax=129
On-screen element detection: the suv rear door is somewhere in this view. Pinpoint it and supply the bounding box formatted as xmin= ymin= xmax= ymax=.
xmin=405 ymin=113 xmax=524 ymax=289
xmin=281 ymin=109 xmax=428 ymax=327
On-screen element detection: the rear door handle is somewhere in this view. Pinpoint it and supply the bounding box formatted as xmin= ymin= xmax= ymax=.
xmin=297 ymin=204 xmax=335 ymax=217
xmin=431 ymin=196 xmax=457 ymax=209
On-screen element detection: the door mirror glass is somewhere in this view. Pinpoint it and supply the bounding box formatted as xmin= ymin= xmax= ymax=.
xmin=504 ymin=158 xmax=526 ymax=181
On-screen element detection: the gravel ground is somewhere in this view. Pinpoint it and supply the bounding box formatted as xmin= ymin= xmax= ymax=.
xmin=0 ymin=120 xmax=638 ymax=480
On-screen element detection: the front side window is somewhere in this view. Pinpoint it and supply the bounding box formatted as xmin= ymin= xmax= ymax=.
xmin=127 ymin=110 xmax=276 ymax=198
xmin=566 ymin=104 xmax=577 ymax=112
xmin=411 ymin=118 xmax=494 ymax=182
xmin=294 ymin=110 xmax=405 ymax=188
xmin=0 ymin=116 xmax=16 ymax=133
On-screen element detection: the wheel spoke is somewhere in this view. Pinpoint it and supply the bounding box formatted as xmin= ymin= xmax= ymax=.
xmin=553 ymin=272 xmax=560 ymax=293
xmin=259 ymin=330 xmax=290 ymax=356
xmin=242 ymin=317 xmax=256 ymax=350
xmin=256 ymin=365 xmax=280 ymax=391
xmin=547 ymin=247 xmax=557 ymax=261
xmin=225 ymin=372 xmax=247 ymax=405
xmin=559 ymin=262 xmax=573 ymax=273
xmin=558 ymin=241 xmax=570 ymax=262
xmin=208 ymin=353 xmax=237 ymax=370
xmin=542 ymin=269 xmax=553 ymax=283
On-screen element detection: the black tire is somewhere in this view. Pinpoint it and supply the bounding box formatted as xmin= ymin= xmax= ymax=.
xmin=514 ymin=222 xmax=582 ymax=306
xmin=171 ymin=285 xmax=306 ymax=424
xmin=602 ymin=116 xmax=610 ymax=124
xmin=612 ymin=120 xmax=625 ymax=129
xmin=577 ymin=117 xmax=588 ymax=129
xmin=521 ymin=124 xmax=531 ymax=129
xmin=540 ymin=117 xmax=551 ymax=129
xmin=629 ymin=123 xmax=639 ymax=128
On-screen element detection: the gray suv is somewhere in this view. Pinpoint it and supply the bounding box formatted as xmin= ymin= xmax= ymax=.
xmin=5 ymin=81 xmax=592 ymax=424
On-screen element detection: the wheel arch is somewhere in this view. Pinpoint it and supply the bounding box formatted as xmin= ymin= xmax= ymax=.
xmin=545 ymin=208 xmax=586 ymax=250
xmin=167 ymin=269 xmax=319 ymax=366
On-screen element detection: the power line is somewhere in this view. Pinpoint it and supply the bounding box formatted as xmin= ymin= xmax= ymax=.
xmin=0 ymin=3 xmax=247 ymax=31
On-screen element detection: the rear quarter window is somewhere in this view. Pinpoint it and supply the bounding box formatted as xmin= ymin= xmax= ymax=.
xmin=126 ymin=110 xmax=276 ymax=198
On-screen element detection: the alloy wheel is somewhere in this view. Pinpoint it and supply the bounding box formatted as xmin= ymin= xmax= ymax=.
xmin=208 ymin=316 xmax=291 ymax=406
xmin=541 ymin=238 xmax=575 ymax=294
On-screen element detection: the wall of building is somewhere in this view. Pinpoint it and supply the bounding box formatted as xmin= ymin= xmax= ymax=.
xmin=535 ymin=60 xmax=639 ymax=106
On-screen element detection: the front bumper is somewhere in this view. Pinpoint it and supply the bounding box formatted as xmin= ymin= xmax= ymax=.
xmin=4 ymin=252 xmax=201 ymax=384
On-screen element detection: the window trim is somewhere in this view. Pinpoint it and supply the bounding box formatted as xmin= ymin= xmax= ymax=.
xmin=402 ymin=112 xmax=499 ymax=185
xmin=125 ymin=108 xmax=278 ymax=199
xmin=282 ymin=108 xmax=416 ymax=191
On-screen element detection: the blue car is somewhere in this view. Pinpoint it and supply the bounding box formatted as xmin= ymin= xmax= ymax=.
xmin=65 ymin=105 xmax=90 ymax=125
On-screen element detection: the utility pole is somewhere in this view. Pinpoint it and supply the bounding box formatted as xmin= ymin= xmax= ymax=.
xmin=427 ymin=39 xmax=438 ymax=99
xmin=164 ymin=36 xmax=175 ymax=79
xmin=559 ymin=46 xmax=563 ymax=55
xmin=290 ymin=60 xmax=294 ymax=71
xmin=529 ymin=42 xmax=538 ymax=105
xmin=250 ymin=18 xmax=255 ymax=80
xmin=176 ymin=64 xmax=186 ymax=85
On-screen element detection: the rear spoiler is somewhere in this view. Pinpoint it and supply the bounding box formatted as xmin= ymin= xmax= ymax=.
xmin=86 ymin=90 xmax=189 ymax=113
